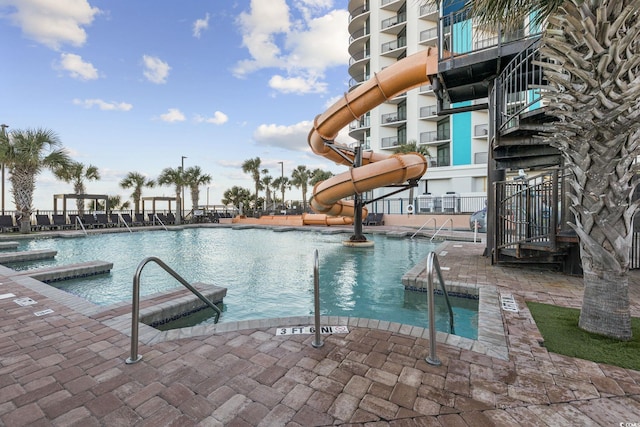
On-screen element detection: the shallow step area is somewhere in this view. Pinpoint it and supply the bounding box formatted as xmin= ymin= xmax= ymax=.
xmin=12 ymin=260 xmax=114 ymax=283
xmin=138 ymin=282 xmax=227 ymax=329
xmin=0 ymin=241 xmax=19 ymax=250
xmin=0 ymin=249 xmax=57 ymax=263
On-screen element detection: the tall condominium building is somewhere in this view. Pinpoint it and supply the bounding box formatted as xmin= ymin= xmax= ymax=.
xmin=347 ymin=0 xmax=488 ymax=207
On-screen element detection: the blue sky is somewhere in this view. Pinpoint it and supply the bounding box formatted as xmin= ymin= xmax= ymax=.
xmin=0 ymin=0 xmax=354 ymax=211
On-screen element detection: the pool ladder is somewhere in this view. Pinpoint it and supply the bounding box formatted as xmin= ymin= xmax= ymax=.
xmin=126 ymin=256 xmax=222 ymax=364
xmin=426 ymin=251 xmax=455 ymax=366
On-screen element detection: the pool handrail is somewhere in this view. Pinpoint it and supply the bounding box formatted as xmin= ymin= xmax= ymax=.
xmin=430 ymin=218 xmax=453 ymax=242
xmin=425 ymin=251 xmax=455 ymax=366
xmin=311 ymin=249 xmax=323 ymax=348
xmin=411 ymin=217 xmax=436 ymax=239
xmin=153 ymin=213 xmax=168 ymax=231
xmin=118 ymin=213 xmax=132 ymax=233
xmin=126 ymin=256 xmax=222 ymax=364
xmin=74 ymin=215 xmax=87 ymax=235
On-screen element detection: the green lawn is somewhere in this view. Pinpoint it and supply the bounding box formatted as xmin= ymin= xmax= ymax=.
xmin=527 ymin=301 xmax=640 ymax=370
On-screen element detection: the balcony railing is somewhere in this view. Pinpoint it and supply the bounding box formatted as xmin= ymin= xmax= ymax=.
xmin=381 ymin=112 xmax=406 ymax=123
xmin=420 ymin=131 xmax=450 ymax=144
xmin=474 ymin=152 xmax=488 ymax=164
xmin=349 ymin=2 xmax=369 ymax=21
xmin=350 ymin=27 xmax=370 ymax=41
xmin=474 ymin=124 xmax=488 ymax=137
xmin=439 ymin=3 xmax=542 ymax=61
xmin=381 ymin=12 xmax=407 ymax=29
xmin=381 ymin=37 xmax=407 ymax=53
xmin=349 ymin=49 xmax=370 ymax=66
xmin=381 ymin=136 xmax=405 ymax=148
xmin=350 ymin=115 xmax=371 ymax=130
xmin=420 ymin=105 xmax=438 ymax=118
xmin=420 ymin=27 xmax=438 ymax=43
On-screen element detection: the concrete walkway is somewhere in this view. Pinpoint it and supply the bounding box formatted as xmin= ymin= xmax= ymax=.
xmin=1 ymin=234 xmax=640 ymax=425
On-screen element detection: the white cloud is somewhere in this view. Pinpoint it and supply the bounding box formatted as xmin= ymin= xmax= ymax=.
xmin=233 ymin=1 xmax=348 ymax=95
xmin=2 ymin=0 xmax=100 ymax=50
xmin=193 ymin=13 xmax=210 ymax=38
xmin=73 ymin=98 xmax=132 ymax=111
xmin=142 ymin=55 xmax=170 ymax=84
xmin=253 ymin=121 xmax=312 ymax=152
xmin=269 ymin=74 xmax=326 ymax=94
xmin=160 ymin=108 xmax=186 ymax=122
xmin=194 ymin=111 xmax=228 ymax=125
xmin=58 ymin=53 xmax=99 ymax=80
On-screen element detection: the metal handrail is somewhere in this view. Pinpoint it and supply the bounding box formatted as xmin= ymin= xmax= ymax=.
xmin=118 ymin=213 xmax=132 ymax=233
xmin=425 ymin=251 xmax=455 ymax=366
xmin=430 ymin=218 xmax=453 ymax=242
xmin=126 ymin=256 xmax=222 ymax=364
xmin=153 ymin=213 xmax=168 ymax=230
xmin=74 ymin=216 xmax=87 ymax=235
xmin=311 ymin=249 xmax=323 ymax=348
xmin=411 ymin=217 xmax=436 ymax=239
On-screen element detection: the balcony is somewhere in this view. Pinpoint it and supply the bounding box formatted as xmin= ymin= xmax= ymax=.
xmin=350 ymin=115 xmax=370 ymax=131
xmin=381 ymin=136 xmax=405 ymax=149
xmin=349 ymin=49 xmax=370 ymax=66
xmin=419 ymin=3 xmax=438 ymax=21
xmin=420 ymin=131 xmax=450 ymax=145
xmin=474 ymin=152 xmax=488 ymax=164
xmin=349 ymin=2 xmax=369 ymax=22
xmin=473 ymin=124 xmax=489 ymax=137
xmin=381 ymin=37 xmax=406 ymax=57
xmin=419 ymin=105 xmax=438 ymax=120
xmin=381 ymin=13 xmax=406 ymax=34
xmin=381 ymin=111 xmax=406 ymax=126
xmin=380 ymin=0 xmax=405 ymax=12
xmin=419 ymin=27 xmax=438 ymax=46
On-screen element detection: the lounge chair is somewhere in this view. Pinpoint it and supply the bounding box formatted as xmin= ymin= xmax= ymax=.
xmin=165 ymin=213 xmax=175 ymax=224
xmin=95 ymin=214 xmax=109 ymax=228
xmin=82 ymin=214 xmax=99 ymax=228
xmin=0 ymin=215 xmax=19 ymax=232
xmin=134 ymin=213 xmax=147 ymax=226
xmin=108 ymin=214 xmax=120 ymax=227
xmin=120 ymin=213 xmax=134 ymax=226
xmin=35 ymin=214 xmax=54 ymax=231
xmin=52 ymin=214 xmax=72 ymax=230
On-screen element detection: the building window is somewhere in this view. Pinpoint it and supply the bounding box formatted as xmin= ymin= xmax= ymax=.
xmin=437 ymin=143 xmax=450 ymax=166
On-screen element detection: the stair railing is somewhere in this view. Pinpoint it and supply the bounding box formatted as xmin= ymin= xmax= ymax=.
xmin=126 ymin=256 xmax=222 ymax=364
xmin=425 ymin=251 xmax=455 ymax=366
xmin=411 ymin=217 xmax=436 ymax=239
xmin=430 ymin=218 xmax=453 ymax=242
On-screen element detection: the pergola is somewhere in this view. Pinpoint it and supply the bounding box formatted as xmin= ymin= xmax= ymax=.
xmin=141 ymin=196 xmax=177 ymax=214
xmin=53 ymin=194 xmax=109 ymax=217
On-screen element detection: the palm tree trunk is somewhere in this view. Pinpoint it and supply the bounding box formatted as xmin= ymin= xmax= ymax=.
xmin=10 ymin=168 xmax=34 ymax=233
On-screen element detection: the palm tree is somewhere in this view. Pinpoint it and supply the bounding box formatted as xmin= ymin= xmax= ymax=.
xmin=273 ymin=176 xmax=290 ymax=211
xmin=156 ymin=166 xmax=185 ymax=225
xmin=291 ymin=165 xmax=312 ymax=210
xmin=53 ymin=161 xmax=100 ymax=216
xmin=120 ymin=172 xmax=155 ymax=214
xmin=394 ymin=140 xmax=429 ymax=207
xmin=242 ymin=157 xmax=262 ymax=209
xmin=222 ymin=186 xmax=251 ymax=214
xmin=96 ymin=196 xmax=130 ymax=212
xmin=440 ymin=0 xmax=640 ymax=339
xmin=310 ymin=168 xmax=334 ymax=187
xmin=261 ymin=170 xmax=274 ymax=210
xmin=0 ymin=128 xmax=71 ymax=232
xmin=184 ymin=166 xmax=211 ymax=211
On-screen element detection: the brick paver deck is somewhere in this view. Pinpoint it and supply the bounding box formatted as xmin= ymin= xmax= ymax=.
xmin=1 ymin=229 xmax=640 ymax=426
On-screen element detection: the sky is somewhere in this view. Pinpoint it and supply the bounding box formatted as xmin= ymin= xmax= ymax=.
xmin=0 ymin=0 xmax=356 ymax=211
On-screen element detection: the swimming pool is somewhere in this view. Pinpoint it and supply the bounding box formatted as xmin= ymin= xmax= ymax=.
xmin=11 ymin=227 xmax=478 ymax=339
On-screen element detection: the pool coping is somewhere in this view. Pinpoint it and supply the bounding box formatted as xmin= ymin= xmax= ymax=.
xmin=0 ymin=225 xmax=509 ymax=360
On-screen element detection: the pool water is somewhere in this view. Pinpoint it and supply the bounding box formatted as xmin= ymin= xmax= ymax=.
xmin=12 ymin=228 xmax=478 ymax=339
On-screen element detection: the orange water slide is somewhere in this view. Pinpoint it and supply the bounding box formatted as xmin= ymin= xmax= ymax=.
xmin=308 ymin=48 xmax=439 ymax=218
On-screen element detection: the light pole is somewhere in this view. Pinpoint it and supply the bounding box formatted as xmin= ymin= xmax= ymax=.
xmin=0 ymin=124 xmax=7 ymax=215
xmin=181 ymin=156 xmax=187 ymax=220
xmin=278 ymin=161 xmax=284 ymax=212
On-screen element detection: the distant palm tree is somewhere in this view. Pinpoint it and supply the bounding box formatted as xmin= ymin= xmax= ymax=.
xmin=222 ymin=186 xmax=251 ymax=213
xmin=291 ymin=165 xmax=312 ymax=210
xmin=242 ymin=157 xmax=262 ymax=209
xmin=0 ymin=128 xmax=71 ymax=232
xmin=184 ymin=166 xmax=211 ymax=211
xmin=309 ymin=168 xmax=333 ymax=187
xmin=273 ymin=176 xmax=290 ymax=211
xmin=393 ymin=140 xmax=428 ymax=206
xmin=156 ymin=166 xmax=185 ymax=224
xmin=96 ymin=196 xmax=130 ymax=212
xmin=54 ymin=161 xmax=100 ymax=215
xmin=120 ymin=172 xmax=155 ymax=214
xmin=261 ymin=169 xmax=274 ymax=210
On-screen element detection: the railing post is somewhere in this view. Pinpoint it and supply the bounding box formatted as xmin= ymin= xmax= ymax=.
xmin=126 ymin=272 xmax=142 ymax=364
xmin=311 ymin=250 xmax=323 ymax=348
xmin=426 ymin=252 xmax=441 ymax=366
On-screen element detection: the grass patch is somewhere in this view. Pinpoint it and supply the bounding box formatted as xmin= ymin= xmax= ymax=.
xmin=526 ymin=301 xmax=640 ymax=370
